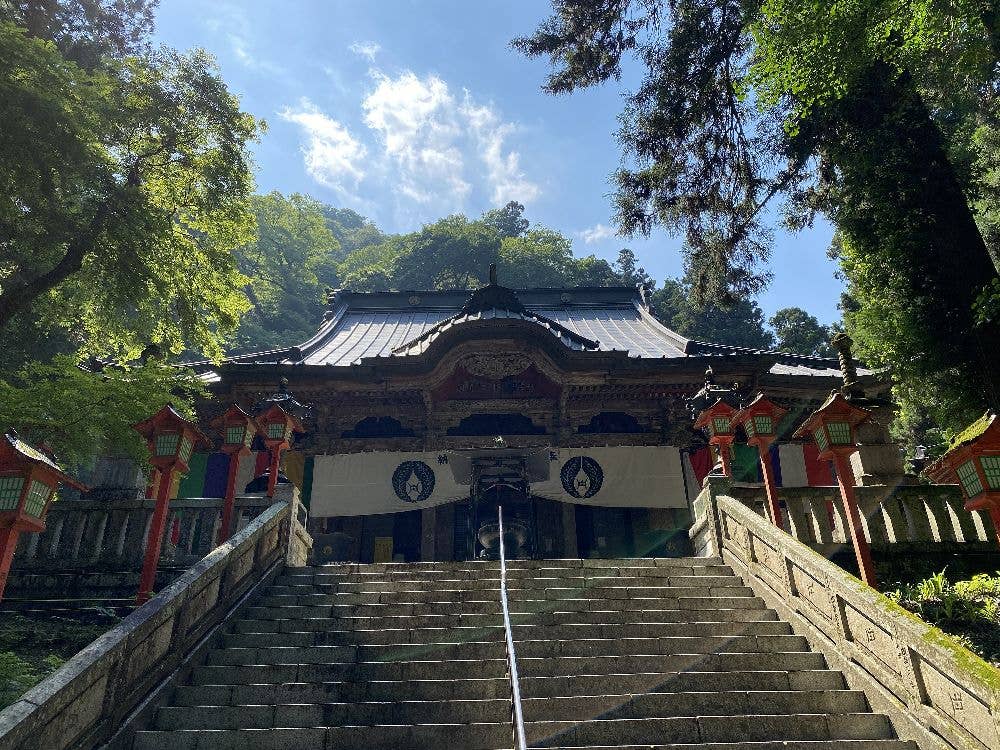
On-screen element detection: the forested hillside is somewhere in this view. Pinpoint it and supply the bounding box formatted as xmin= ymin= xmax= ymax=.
xmin=230 ymin=195 xmax=834 ymax=357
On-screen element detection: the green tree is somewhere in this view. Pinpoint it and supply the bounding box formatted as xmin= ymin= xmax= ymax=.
xmin=515 ymin=0 xmax=1000 ymax=416
xmin=482 ymin=200 xmax=530 ymax=239
xmin=0 ymin=20 xmax=260 ymax=362
xmin=320 ymin=205 xmax=384 ymax=259
xmin=650 ymin=277 xmax=774 ymax=349
xmin=0 ymin=3 xmax=259 ymax=465
xmin=228 ymin=192 xmax=340 ymax=353
xmin=497 ymin=228 xmax=575 ymax=287
xmin=769 ymin=307 xmax=833 ymax=357
xmin=614 ymin=248 xmax=654 ymax=289
xmin=0 ymin=355 xmax=204 ymax=467
xmin=337 ymin=235 xmax=411 ymax=292
xmin=392 ymin=215 xmax=500 ymax=290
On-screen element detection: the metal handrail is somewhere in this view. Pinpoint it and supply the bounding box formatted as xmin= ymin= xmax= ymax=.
xmin=498 ymin=507 xmax=528 ymax=750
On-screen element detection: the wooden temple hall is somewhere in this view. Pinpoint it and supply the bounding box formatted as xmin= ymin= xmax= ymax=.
xmin=186 ymin=272 xmax=892 ymax=564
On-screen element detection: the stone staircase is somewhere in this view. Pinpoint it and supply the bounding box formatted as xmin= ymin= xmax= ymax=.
xmin=132 ymin=558 xmax=916 ymax=750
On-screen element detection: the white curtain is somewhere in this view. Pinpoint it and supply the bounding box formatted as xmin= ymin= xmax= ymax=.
xmin=309 ymin=445 xmax=688 ymax=517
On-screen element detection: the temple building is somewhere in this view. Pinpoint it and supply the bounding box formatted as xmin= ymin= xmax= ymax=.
xmin=185 ymin=273 xmax=893 ymax=564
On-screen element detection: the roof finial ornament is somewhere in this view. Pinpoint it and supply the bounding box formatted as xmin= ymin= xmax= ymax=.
xmin=831 ymin=332 xmax=864 ymax=399
xmin=489 ymin=263 xmax=497 ymax=286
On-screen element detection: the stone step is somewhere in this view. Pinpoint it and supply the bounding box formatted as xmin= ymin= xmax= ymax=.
xmin=154 ymin=698 xmax=511 ymax=730
xmin=517 ymin=652 xmax=828 ymax=677
xmin=518 ymin=669 xmax=846 ymax=697
xmin=223 ymin=620 xmax=792 ymax=647
xmin=540 ymin=742 xmax=916 ymax=750
xmin=526 ymin=713 xmax=895 ymax=747
xmin=268 ymin=574 xmax=745 ymax=593
xmin=139 ymin=557 xmax=909 ymax=750
xmin=242 ymin=594 xmax=766 ymax=620
xmin=516 ymin=634 xmax=809 ymax=659
xmin=229 ymin=607 xmax=781 ymax=632
xmin=256 ymin=585 xmax=756 ymax=607
xmin=134 ymin=723 xmax=511 ymax=750
xmin=205 ymin=640 xmax=507 ymax=666
xmin=519 ymin=691 xmax=869 ymax=722
xmin=190 ymin=658 xmax=510 ymax=685
xmin=173 ymin=677 xmax=511 ymax=706
xmin=172 ymin=669 xmax=845 ymax=706
xmin=294 ymin=557 xmax=723 ymax=575
xmin=204 ymin=633 xmax=807 ymax=666
xmin=190 ymin=651 xmax=828 ymax=686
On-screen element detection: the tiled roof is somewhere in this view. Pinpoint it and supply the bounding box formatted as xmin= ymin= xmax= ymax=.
xmin=187 ymin=286 xmax=869 ymax=383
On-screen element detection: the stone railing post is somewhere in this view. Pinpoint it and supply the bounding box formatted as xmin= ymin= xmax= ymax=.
xmin=689 ymin=474 xmax=730 ymax=557
xmin=272 ymin=484 xmax=313 ymax=567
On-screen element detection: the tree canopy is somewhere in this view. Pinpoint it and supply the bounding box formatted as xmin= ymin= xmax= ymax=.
xmin=515 ymin=0 xmax=1000 ymax=422
xmin=0 ymin=1 xmax=259 ymax=462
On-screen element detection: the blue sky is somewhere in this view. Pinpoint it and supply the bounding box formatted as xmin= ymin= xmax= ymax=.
xmin=153 ymin=1 xmax=844 ymax=324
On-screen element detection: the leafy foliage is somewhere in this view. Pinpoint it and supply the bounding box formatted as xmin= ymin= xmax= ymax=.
xmin=227 ymin=193 xmax=339 ymax=354
xmin=0 ymin=17 xmax=260 ymax=363
xmin=769 ymin=307 xmax=833 ymax=357
xmin=0 ymin=356 xmax=203 ymax=467
xmin=0 ymin=612 xmax=113 ymax=708
xmin=515 ymin=0 xmax=1000 ymax=419
xmin=888 ymin=570 xmax=1000 ymax=664
xmin=650 ymin=276 xmax=775 ymax=349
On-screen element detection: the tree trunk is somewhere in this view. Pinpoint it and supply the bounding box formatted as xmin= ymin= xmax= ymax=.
xmin=818 ymin=63 xmax=1000 ymax=411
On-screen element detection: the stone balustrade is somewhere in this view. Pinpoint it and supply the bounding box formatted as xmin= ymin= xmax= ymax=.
xmin=11 ymin=494 xmax=275 ymax=572
xmin=0 ymin=490 xmax=312 ymax=750
xmin=692 ymin=478 xmax=1000 ymax=750
xmin=727 ymin=483 xmax=998 ymax=555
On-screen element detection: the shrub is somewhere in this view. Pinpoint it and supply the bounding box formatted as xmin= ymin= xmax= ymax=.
xmin=888 ymin=570 xmax=1000 ymax=664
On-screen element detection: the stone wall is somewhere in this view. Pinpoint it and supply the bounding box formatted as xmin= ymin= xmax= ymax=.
xmin=693 ymin=478 xmax=1000 ymax=750
xmin=0 ymin=493 xmax=313 ymax=750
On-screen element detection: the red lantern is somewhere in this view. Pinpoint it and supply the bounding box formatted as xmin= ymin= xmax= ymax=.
xmin=732 ymin=394 xmax=788 ymax=530
xmin=693 ymin=398 xmax=737 ymax=477
xmin=0 ymin=434 xmax=86 ymax=601
xmin=211 ymin=405 xmax=259 ymax=543
xmin=256 ymin=403 xmax=303 ymax=498
xmin=133 ymin=405 xmax=209 ymax=605
xmin=794 ymin=391 xmax=876 ymax=587
xmin=924 ymin=412 xmax=1000 ymax=545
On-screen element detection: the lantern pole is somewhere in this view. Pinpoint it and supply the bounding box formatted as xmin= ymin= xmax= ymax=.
xmin=689 ymin=369 xmax=740 ymax=480
xmin=756 ymin=436 xmax=783 ymax=531
xmin=832 ymin=454 xmax=877 ymax=586
xmin=266 ymin=447 xmax=282 ymax=499
xmin=716 ymin=439 xmax=734 ymax=478
xmin=220 ymin=456 xmax=241 ymax=542
xmin=0 ymin=526 xmax=21 ymax=601
xmin=214 ymin=405 xmax=258 ymax=544
xmin=0 ymin=433 xmax=87 ymax=603
xmin=731 ymin=394 xmax=788 ymax=531
xmin=255 ymin=378 xmax=309 ymax=500
xmin=137 ymin=467 xmax=174 ymax=605
xmin=132 ymin=405 xmax=209 ymax=606
xmin=794 ymin=390 xmax=877 ymax=588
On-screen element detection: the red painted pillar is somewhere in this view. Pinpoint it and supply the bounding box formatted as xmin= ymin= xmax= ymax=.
xmin=266 ymin=447 xmax=281 ymax=498
xmin=138 ymin=467 xmax=174 ymax=605
xmin=0 ymin=526 xmax=21 ymax=602
xmin=716 ymin=439 xmax=734 ymax=478
xmin=219 ymin=453 xmax=241 ymax=543
xmin=757 ymin=437 xmax=783 ymax=530
xmin=833 ymin=454 xmax=877 ymax=587
xmin=989 ymin=505 xmax=1000 ymax=547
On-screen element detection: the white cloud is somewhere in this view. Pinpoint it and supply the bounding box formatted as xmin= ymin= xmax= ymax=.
xmin=362 ymin=71 xmax=469 ymax=205
xmin=279 ymin=99 xmax=367 ymax=194
xmin=348 ymin=41 xmax=381 ymax=61
xmin=579 ymin=223 xmax=617 ymax=244
xmin=281 ymin=69 xmax=540 ymax=224
xmin=461 ymin=96 xmax=540 ymax=205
